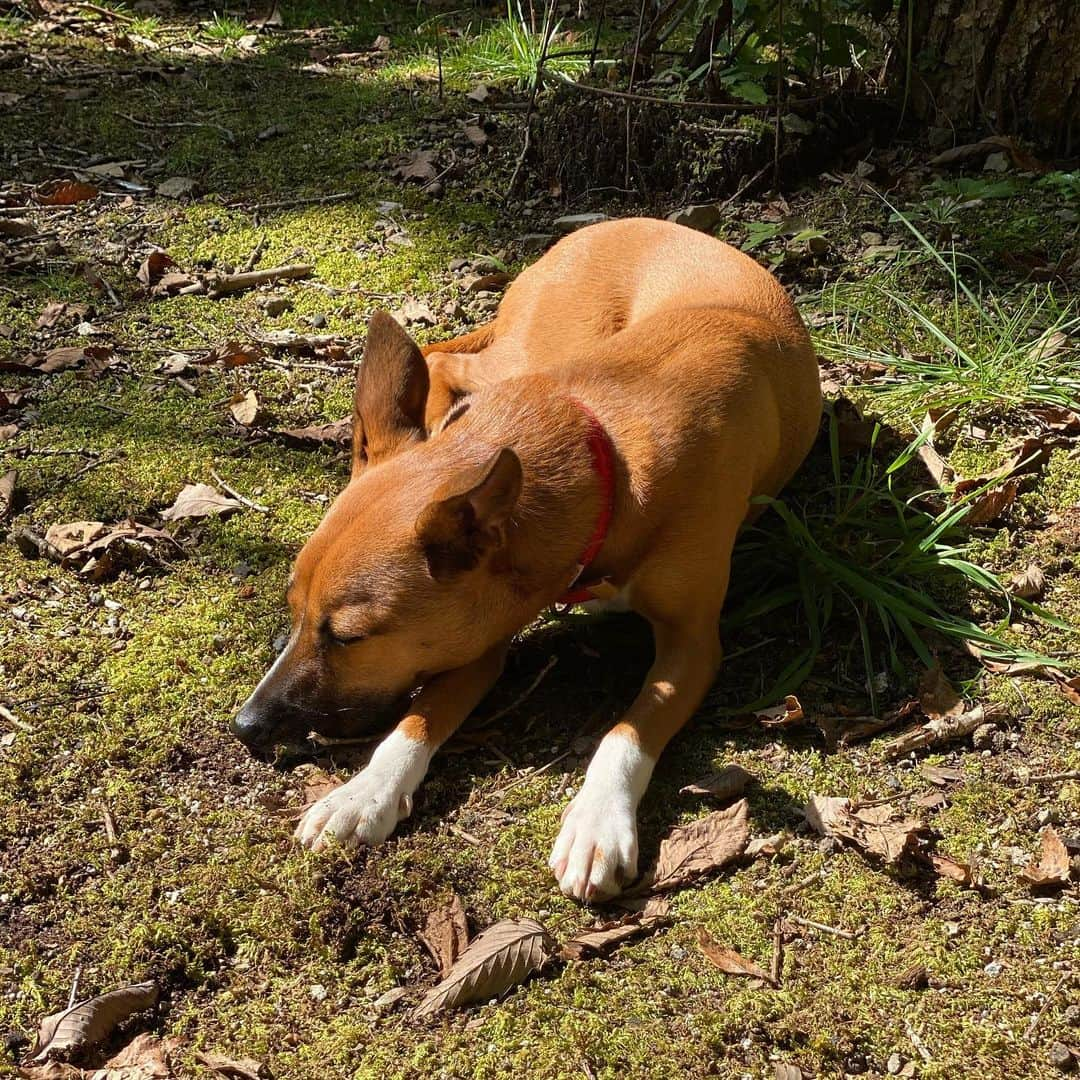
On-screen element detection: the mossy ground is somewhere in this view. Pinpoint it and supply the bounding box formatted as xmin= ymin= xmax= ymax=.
xmin=1 ymin=5 xmax=1078 ymax=1079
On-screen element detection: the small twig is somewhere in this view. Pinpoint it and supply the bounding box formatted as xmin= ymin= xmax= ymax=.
xmin=475 ymin=655 xmax=558 ymax=728
xmin=79 ymin=1 xmax=135 ymax=22
xmin=783 ymin=868 xmax=825 ymax=895
xmin=203 ymin=263 xmax=314 ymax=299
xmin=210 ymin=469 xmax=269 ymax=512
xmin=242 ymin=234 xmax=267 ymax=273
xmin=542 ymin=68 xmax=792 ymax=117
xmin=102 ymin=803 xmax=118 ymax=845
xmin=239 ymin=191 xmax=354 ymax=213
xmin=787 ymin=915 xmax=859 ymax=939
xmin=589 ymin=0 xmax=607 ymax=71
xmin=905 ymin=1019 xmax=933 ymax=1063
xmin=770 ymin=915 xmax=784 ymax=987
xmin=116 ymin=111 xmax=234 ymax=142
xmin=1026 ymin=770 xmax=1080 ymax=784
xmin=1024 ymin=971 xmax=1072 ymax=1040
xmin=0 ymin=703 xmax=34 ymax=732
xmin=68 ymin=967 xmax=83 ymax=1010
xmin=495 ymin=749 xmax=573 ymax=796
xmin=448 ymin=824 xmax=482 ymax=846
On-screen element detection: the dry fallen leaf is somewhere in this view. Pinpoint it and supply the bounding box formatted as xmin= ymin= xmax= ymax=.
xmin=194 ymin=1049 xmax=267 ymax=1079
xmin=32 ymin=345 xmax=113 ymax=375
xmin=805 ymin=794 xmax=926 ymax=864
xmin=94 ymin=1033 xmax=180 ymax=1079
xmin=199 ymin=341 xmax=264 ymax=368
xmin=137 ymin=250 xmax=177 ymax=289
xmin=33 ymin=179 xmax=99 ymax=206
xmin=37 ymin=301 xmax=90 ymax=329
xmin=559 ymin=899 xmax=669 ymax=961
xmin=745 ymin=832 xmax=788 ymax=858
xmin=929 ymin=851 xmax=973 ymax=887
xmin=39 ymin=519 xmax=178 ymax=580
xmin=159 ymin=483 xmax=244 ymax=521
xmin=1009 ymin=563 xmax=1046 ymax=601
xmin=630 ymin=799 xmax=750 ymax=895
xmin=417 ymin=894 xmax=470 ymax=978
xmin=1020 ymin=827 xmax=1071 ymax=889
xmin=29 ymin=980 xmax=158 ymax=1062
xmin=397 ymin=298 xmax=437 ymax=327
xmin=274 ymin=419 xmax=352 ymax=448
xmin=917 ymin=664 xmax=963 ymax=721
xmin=228 ymin=389 xmax=268 ymax=427
xmin=392 ymin=149 xmax=438 ymax=183
xmin=462 ymin=123 xmax=487 ymax=147
xmin=0 ymin=469 xmax=16 ymax=521
xmin=156 ymin=176 xmax=195 ymax=199
xmin=679 ymin=764 xmax=753 ymax=802
xmin=755 ymin=694 xmax=804 ymax=728
xmin=412 ymin=918 xmax=553 ymax=1018
xmin=919 ymin=763 xmax=963 ymax=786
xmin=696 ymin=928 xmax=777 ymax=987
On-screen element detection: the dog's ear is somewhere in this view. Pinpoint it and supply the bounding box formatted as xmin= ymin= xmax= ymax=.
xmin=415 ymin=448 xmax=522 ymax=580
xmin=352 ymin=311 xmax=430 ymax=475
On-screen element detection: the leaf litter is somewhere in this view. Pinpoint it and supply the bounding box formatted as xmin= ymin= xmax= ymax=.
xmin=28 ymin=981 xmax=158 ymax=1062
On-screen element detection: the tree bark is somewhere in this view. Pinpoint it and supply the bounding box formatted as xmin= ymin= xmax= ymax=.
xmin=901 ymin=0 xmax=1080 ymax=152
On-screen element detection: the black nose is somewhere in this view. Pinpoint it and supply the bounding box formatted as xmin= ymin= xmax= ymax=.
xmin=231 ymin=702 xmax=275 ymax=749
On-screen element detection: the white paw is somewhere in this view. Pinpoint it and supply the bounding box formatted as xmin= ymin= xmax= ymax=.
xmin=294 ymin=769 xmax=411 ymax=851
xmin=294 ymin=729 xmax=431 ymax=852
xmin=549 ymin=789 xmax=639 ymax=902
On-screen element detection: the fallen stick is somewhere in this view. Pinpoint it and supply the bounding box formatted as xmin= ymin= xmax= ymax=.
xmin=1026 ymin=770 xmax=1080 ymax=784
xmin=770 ymin=916 xmax=784 ymax=988
xmin=209 ymin=469 xmax=269 ymax=512
xmin=882 ymin=702 xmax=1009 ymax=760
xmin=787 ymin=915 xmax=859 ymax=940
xmin=206 ymin=263 xmax=314 ymax=299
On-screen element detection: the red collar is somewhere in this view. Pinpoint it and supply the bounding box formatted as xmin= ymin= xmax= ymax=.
xmin=557 ymin=399 xmax=616 ymax=605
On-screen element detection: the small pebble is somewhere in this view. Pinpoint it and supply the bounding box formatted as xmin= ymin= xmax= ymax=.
xmin=1049 ymin=1042 xmax=1076 ymax=1072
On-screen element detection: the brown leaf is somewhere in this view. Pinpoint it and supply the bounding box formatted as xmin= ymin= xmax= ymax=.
xmin=228 ymin=389 xmax=268 ymax=427
xmin=137 ymin=250 xmax=177 ymax=289
xmin=199 ymin=341 xmax=264 ymax=368
xmin=745 ymin=832 xmax=788 ymax=858
xmin=28 ymin=981 xmax=158 ymax=1062
xmin=417 ymin=894 xmax=470 ymax=978
xmin=412 ymin=918 xmax=553 ymax=1018
xmin=929 ymin=852 xmax=973 ymax=887
xmin=35 ymin=345 xmax=113 ymax=375
xmin=0 ymin=424 xmax=18 ymax=441
xmin=962 ymin=477 xmax=1021 ymax=524
xmin=1053 ymin=671 xmax=1080 ymax=707
xmin=462 ymin=123 xmax=487 ymax=147
xmin=37 ymin=301 xmax=89 ymax=329
xmin=152 ymin=271 xmax=200 ymax=296
xmin=33 ymin=179 xmax=99 ymax=206
xmin=558 ymin=899 xmax=669 ymax=961
xmin=99 ymin=1033 xmax=181 ymax=1079
xmin=696 ymin=929 xmax=776 ymax=987
xmin=194 ymin=1050 xmax=267 ymax=1079
xmin=392 ymin=149 xmax=438 ymax=183
xmin=1009 ymin=563 xmax=1046 ymax=601
xmin=274 ymin=418 xmax=352 ymax=448
xmin=917 ymin=664 xmax=963 ymax=721
xmin=1020 ymin=827 xmax=1071 ymax=889
xmin=756 ymin=695 xmax=804 ymax=728
xmin=0 ymin=469 xmax=15 ymax=521
xmin=156 ymin=176 xmax=195 ymax=199
xmin=805 ymin=794 xmax=926 ymax=864
xmin=679 ymin=764 xmax=754 ymax=802
xmin=44 ymin=520 xmax=109 ymax=557
xmin=299 ymin=766 xmax=343 ymax=806
xmin=159 ymin=483 xmax=243 ymax=521
xmin=631 ymin=799 xmax=750 ymax=895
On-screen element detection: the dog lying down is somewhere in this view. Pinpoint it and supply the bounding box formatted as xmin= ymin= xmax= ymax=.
xmin=233 ymin=217 xmax=821 ymax=902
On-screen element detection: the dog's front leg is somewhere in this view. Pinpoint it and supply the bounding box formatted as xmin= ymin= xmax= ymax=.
xmin=550 ymin=620 xmax=724 ymax=902
xmin=295 ymin=640 xmax=509 ymax=851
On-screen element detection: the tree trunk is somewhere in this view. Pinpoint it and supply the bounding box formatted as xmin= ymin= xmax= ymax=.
xmin=901 ymin=0 xmax=1080 ymax=152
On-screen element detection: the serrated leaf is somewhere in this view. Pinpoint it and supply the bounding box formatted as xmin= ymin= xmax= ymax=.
xmin=630 ymin=799 xmax=750 ymax=895
xmin=159 ymin=483 xmax=243 ymax=521
xmin=412 ymin=918 xmax=552 ymax=1018
xmin=29 ymin=980 xmax=158 ymax=1061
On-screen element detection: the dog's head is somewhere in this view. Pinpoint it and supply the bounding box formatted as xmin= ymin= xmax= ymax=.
xmin=232 ymin=312 xmax=527 ymax=751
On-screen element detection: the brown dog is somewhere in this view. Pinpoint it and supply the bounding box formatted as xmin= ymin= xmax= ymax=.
xmin=233 ymin=217 xmax=821 ymax=901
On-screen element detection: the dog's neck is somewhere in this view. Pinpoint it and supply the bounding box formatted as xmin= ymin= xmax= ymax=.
xmin=434 ymin=379 xmax=612 ymax=604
